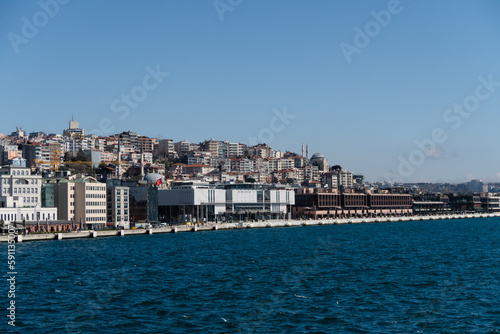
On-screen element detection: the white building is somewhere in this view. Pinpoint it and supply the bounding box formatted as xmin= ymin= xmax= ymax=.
xmin=158 ymin=182 xmax=295 ymax=223
xmin=73 ymin=177 xmax=107 ymax=229
xmin=0 ymin=164 xmax=57 ymax=224
xmin=0 ymin=164 xmax=42 ymax=206
xmin=0 ymin=205 xmax=57 ymax=224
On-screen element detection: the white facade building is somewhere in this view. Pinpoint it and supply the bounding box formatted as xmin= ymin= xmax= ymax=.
xmin=0 ymin=165 xmax=42 ymax=206
xmin=158 ymin=182 xmax=295 ymax=223
xmin=0 ymin=164 xmax=57 ymax=224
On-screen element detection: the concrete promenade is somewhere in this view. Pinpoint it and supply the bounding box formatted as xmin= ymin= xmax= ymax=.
xmin=1 ymin=213 xmax=499 ymax=243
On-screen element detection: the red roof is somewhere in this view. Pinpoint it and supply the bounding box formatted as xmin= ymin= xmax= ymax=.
xmin=184 ymin=164 xmax=211 ymax=168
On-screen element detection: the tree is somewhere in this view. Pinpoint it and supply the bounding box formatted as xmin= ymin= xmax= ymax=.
xmin=76 ymin=149 xmax=86 ymax=162
xmin=63 ymin=152 xmax=71 ymax=162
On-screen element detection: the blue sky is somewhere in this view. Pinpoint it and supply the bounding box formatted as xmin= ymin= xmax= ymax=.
xmin=1 ymin=0 xmax=500 ymax=183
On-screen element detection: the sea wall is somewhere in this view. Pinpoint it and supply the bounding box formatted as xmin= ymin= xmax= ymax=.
xmin=1 ymin=213 xmax=499 ymax=243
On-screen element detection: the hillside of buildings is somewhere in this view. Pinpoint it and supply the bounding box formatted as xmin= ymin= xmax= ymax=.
xmin=1 ymin=121 xmax=499 ymax=232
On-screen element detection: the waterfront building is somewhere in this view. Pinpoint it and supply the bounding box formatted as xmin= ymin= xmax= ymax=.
xmin=0 ymin=163 xmax=58 ymax=224
xmin=106 ymin=186 xmax=130 ymax=229
xmin=41 ymin=182 xmax=55 ymax=208
xmin=448 ymin=193 xmax=482 ymax=213
xmin=364 ymin=189 xmax=413 ymax=216
xmin=293 ymin=188 xmax=413 ymax=219
xmin=107 ymin=177 xmax=159 ymax=226
xmin=129 ymin=184 xmax=158 ymax=225
xmin=158 ymin=182 xmax=295 ymax=223
xmin=480 ymin=193 xmax=500 ymax=212
xmin=0 ymin=205 xmax=57 ymax=225
xmin=51 ymin=179 xmax=76 ymax=221
xmin=0 ymin=162 xmax=42 ymax=205
xmin=73 ymin=176 xmax=107 ymax=229
xmin=412 ymin=194 xmax=450 ymax=215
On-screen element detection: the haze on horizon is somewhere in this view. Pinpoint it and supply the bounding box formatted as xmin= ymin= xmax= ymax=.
xmin=1 ymin=0 xmax=500 ymax=183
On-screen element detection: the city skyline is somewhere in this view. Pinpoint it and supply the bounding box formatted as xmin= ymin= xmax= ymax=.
xmin=2 ymin=0 xmax=500 ymax=183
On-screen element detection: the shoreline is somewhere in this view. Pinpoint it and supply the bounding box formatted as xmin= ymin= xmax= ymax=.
xmin=1 ymin=213 xmax=499 ymax=243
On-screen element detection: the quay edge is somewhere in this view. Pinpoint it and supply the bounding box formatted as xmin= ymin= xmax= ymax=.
xmin=1 ymin=213 xmax=499 ymax=243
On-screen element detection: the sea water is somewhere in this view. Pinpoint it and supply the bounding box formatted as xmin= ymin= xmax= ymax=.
xmin=2 ymin=218 xmax=500 ymax=333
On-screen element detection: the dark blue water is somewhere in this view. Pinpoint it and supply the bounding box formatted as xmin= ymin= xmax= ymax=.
xmin=2 ymin=218 xmax=500 ymax=333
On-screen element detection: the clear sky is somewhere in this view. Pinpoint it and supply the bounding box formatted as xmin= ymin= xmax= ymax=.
xmin=1 ymin=0 xmax=500 ymax=183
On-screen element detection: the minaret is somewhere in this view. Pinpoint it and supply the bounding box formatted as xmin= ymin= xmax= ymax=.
xmin=117 ymin=141 xmax=122 ymax=180
xmin=306 ymin=145 xmax=309 ymax=159
xmin=140 ymin=142 xmax=145 ymax=178
xmin=302 ymin=144 xmax=304 ymax=157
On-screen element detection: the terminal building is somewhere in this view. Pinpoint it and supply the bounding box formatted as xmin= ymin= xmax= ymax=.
xmin=158 ymin=182 xmax=295 ymax=223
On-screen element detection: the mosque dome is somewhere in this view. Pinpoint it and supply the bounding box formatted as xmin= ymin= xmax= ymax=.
xmin=311 ymin=152 xmax=325 ymax=159
xmin=144 ymin=173 xmax=163 ymax=184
